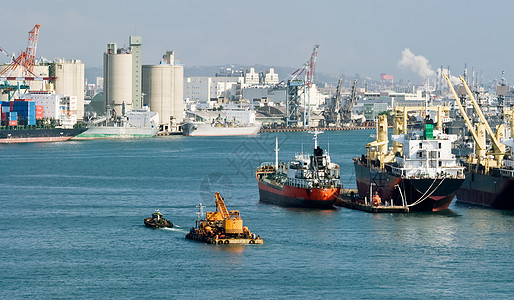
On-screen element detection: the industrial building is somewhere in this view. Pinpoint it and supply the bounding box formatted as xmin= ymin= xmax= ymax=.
xmin=0 ymin=61 xmax=85 ymax=121
xmin=103 ymin=42 xmax=133 ymax=116
xmin=142 ymin=51 xmax=184 ymax=132
xmin=53 ymin=59 xmax=85 ymax=120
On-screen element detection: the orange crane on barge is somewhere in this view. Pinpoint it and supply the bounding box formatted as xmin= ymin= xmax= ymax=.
xmin=186 ymin=192 xmax=263 ymax=245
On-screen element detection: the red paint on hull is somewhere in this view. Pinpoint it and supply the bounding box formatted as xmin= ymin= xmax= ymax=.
xmin=0 ymin=136 xmax=72 ymax=143
xmin=257 ymin=180 xmax=340 ymax=208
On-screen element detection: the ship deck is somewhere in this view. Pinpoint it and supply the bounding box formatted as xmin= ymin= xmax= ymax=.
xmin=186 ymin=233 xmax=263 ymax=245
xmin=335 ymin=189 xmax=410 ymax=213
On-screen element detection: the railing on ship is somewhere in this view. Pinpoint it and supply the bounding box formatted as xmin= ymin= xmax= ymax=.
xmin=500 ymin=168 xmax=514 ymax=178
xmin=390 ymin=166 xmax=464 ymax=179
xmin=286 ymin=177 xmax=339 ymax=189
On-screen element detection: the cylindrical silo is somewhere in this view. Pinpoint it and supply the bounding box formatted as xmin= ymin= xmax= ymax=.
xmin=142 ymin=64 xmax=173 ymax=130
xmin=104 ymin=43 xmax=132 ymax=116
xmin=172 ymin=64 xmax=184 ymax=125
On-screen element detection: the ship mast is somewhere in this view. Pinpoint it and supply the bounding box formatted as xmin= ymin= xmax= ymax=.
xmin=309 ymin=129 xmax=324 ymax=149
xmin=274 ymin=137 xmax=279 ymax=170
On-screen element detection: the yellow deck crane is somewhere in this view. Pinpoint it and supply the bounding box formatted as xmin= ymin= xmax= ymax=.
xmin=444 ymin=74 xmax=506 ymax=172
xmin=392 ymin=105 xmax=450 ymax=156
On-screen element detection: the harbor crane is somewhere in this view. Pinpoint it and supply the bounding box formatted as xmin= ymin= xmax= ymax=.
xmin=284 ymin=44 xmax=319 ymax=128
xmin=0 ymin=24 xmax=55 ymax=81
xmin=342 ymin=79 xmax=358 ymax=123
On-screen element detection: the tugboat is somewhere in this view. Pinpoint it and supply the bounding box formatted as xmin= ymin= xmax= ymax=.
xmin=186 ymin=192 xmax=263 ymax=245
xmin=255 ymin=131 xmax=341 ymax=208
xmin=144 ymin=209 xmax=174 ymax=228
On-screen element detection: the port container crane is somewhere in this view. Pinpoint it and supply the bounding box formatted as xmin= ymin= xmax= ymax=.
xmin=342 ymin=79 xmax=358 ymax=123
xmin=0 ymin=24 xmax=55 ymax=81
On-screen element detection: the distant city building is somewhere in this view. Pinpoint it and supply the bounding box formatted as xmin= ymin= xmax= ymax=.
xmin=142 ymin=51 xmax=184 ymax=132
xmin=96 ymin=77 xmax=104 ymax=91
xmin=216 ymin=66 xmax=244 ymax=77
xmin=244 ymin=67 xmax=259 ymax=86
xmin=264 ymin=68 xmax=279 ymax=85
xmin=184 ymin=76 xmax=243 ymax=102
xmin=103 ymin=42 xmax=133 ymax=116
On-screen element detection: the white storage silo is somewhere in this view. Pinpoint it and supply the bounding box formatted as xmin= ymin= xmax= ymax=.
xmin=103 ymin=43 xmax=132 ymax=117
xmin=142 ymin=64 xmax=173 ymax=130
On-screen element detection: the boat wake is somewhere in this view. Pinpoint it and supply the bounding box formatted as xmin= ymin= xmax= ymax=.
xmin=162 ymin=226 xmax=188 ymax=233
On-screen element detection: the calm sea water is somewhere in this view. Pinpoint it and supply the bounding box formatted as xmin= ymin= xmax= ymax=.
xmin=1 ymin=130 xmax=513 ymax=299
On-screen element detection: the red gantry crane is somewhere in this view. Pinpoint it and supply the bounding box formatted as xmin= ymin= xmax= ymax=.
xmin=0 ymin=24 xmax=55 ymax=81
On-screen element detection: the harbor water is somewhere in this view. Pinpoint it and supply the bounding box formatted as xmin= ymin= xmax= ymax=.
xmin=1 ymin=130 xmax=513 ymax=298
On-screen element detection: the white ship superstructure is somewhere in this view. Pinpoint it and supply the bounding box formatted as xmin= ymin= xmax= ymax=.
xmin=183 ymin=109 xmax=261 ymax=136
xmin=390 ymin=129 xmax=465 ymax=179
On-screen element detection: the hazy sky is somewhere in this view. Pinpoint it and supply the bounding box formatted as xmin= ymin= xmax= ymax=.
xmin=2 ymin=0 xmax=514 ymax=84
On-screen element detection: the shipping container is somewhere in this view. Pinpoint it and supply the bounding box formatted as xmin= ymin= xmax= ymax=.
xmin=9 ymin=120 xmax=18 ymax=126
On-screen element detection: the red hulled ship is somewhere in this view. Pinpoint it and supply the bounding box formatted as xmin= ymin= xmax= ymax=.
xmin=256 ymin=131 xmax=341 ymax=208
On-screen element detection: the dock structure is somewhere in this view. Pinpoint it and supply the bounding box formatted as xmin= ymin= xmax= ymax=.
xmin=259 ymin=126 xmax=375 ymax=133
xmin=335 ymin=189 xmax=409 ymax=213
xmin=156 ymin=131 xmax=182 ymax=136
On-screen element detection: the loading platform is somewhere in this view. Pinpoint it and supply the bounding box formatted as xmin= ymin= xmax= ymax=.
xmin=335 ymin=189 xmax=409 ymax=213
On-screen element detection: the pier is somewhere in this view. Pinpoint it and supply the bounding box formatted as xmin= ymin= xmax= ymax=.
xmin=259 ymin=126 xmax=375 ymax=133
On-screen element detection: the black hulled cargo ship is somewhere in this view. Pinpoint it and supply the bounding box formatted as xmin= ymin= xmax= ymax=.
xmin=0 ymin=127 xmax=87 ymax=143
xmin=354 ymin=111 xmax=465 ymax=212
xmin=1 ymin=99 xmax=86 ymax=143
xmin=456 ymin=166 xmax=514 ymax=209
xmin=444 ymin=74 xmax=514 ymax=209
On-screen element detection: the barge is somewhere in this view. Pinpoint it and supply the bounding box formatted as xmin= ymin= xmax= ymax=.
xmin=186 ymin=192 xmax=262 ymax=245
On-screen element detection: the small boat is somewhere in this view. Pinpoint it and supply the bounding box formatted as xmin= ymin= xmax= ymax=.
xmin=144 ymin=209 xmax=174 ymax=228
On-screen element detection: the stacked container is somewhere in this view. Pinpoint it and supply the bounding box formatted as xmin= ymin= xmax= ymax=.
xmin=12 ymin=99 xmax=36 ymax=126
xmin=36 ymin=105 xmax=44 ymax=120
xmin=1 ymin=102 xmax=10 ymax=126
xmin=8 ymin=111 xmax=18 ymax=126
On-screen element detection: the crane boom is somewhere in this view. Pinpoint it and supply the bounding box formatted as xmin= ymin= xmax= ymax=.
xmin=458 ymin=76 xmax=504 ymax=154
xmin=214 ymin=192 xmax=229 ymax=219
xmin=443 ymin=74 xmax=485 ymax=151
xmin=0 ymin=24 xmax=40 ymax=77
xmin=305 ymin=44 xmax=319 ymax=88
xmin=23 ymin=24 xmax=40 ymax=73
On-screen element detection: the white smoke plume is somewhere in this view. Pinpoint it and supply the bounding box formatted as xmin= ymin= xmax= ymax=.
xmin=398 ymin=48 xmax=459 ymax=85
xmin=398 ymin=48 xmax=435 ymax=79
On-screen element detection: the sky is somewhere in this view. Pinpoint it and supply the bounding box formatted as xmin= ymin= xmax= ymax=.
xmin=2 ymin=0 xmax=514 ymax=84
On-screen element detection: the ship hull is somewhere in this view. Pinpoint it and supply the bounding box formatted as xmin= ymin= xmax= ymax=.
xmin=456 ymin=171 xmax=514 ymax=209
xmin=0 ymin=128 xmax=87 ymax=143
xmin=257 ymin=180 xmax=339 ymax=209
xmin=354 ymin=161 xmax=464 ymax=211
xmin=73 ymin=126 xmax=158 ymax=139
xmin=183 ymin=122 xmax=261 ymax=136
